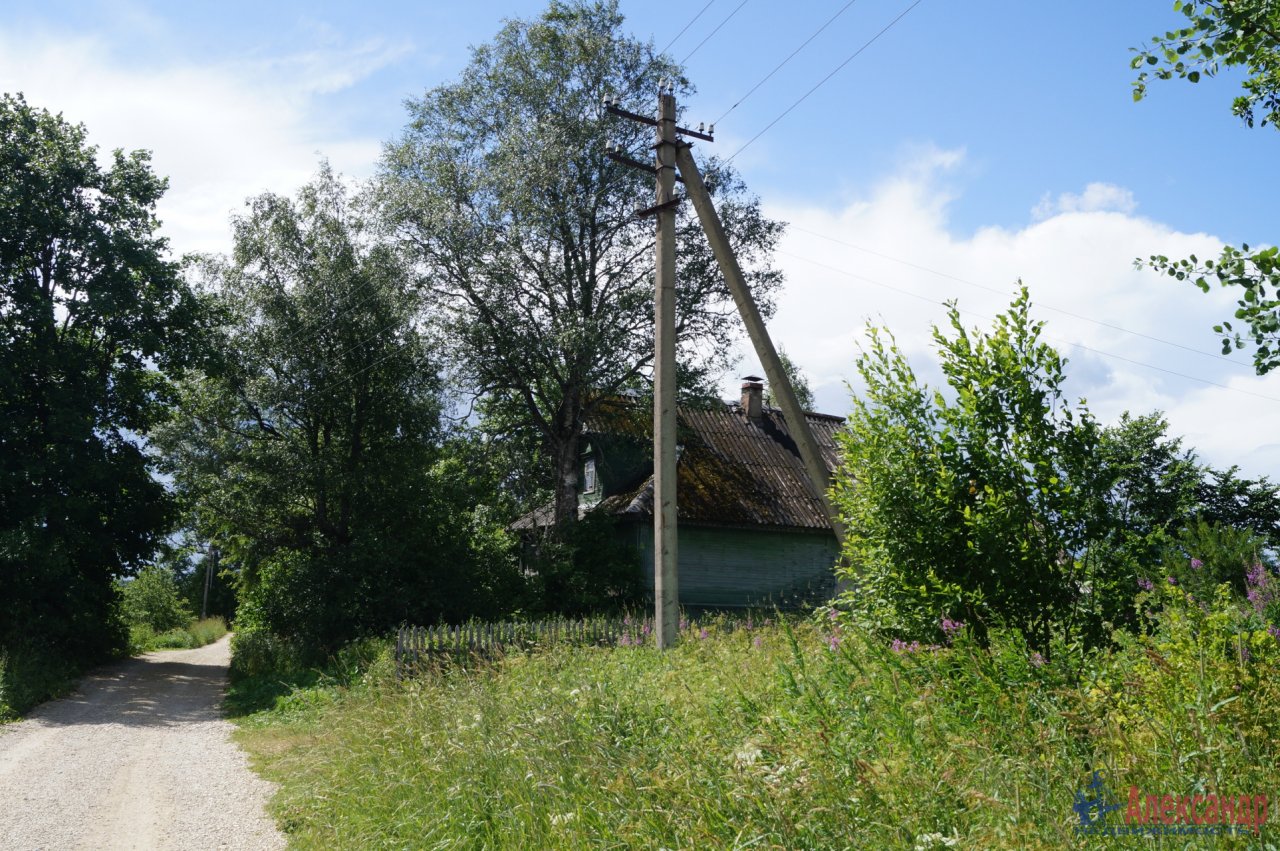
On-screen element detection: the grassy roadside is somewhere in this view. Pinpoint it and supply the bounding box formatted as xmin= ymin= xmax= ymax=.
xmin=130 ymin=616 xmax=229 ymax=653
xmin=232 ymin=597 xmax=1279 ymax=849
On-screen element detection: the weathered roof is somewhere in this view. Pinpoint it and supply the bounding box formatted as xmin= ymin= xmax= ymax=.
xmin=589 ymin=397 xmax=843 ymax=532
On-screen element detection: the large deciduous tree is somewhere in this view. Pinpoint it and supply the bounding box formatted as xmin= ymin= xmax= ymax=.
xmin=379 ymin=0 xmax=784 ymax=528
xmin=156 ymin=165 xmax=522 ymax=652
xmin=0 ymin=93 xmax=200 ymax=692
xmin=1132 ymin=1 xmax=1280 ymax=373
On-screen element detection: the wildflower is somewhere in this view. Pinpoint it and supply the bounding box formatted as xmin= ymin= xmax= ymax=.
xmin=1030 ymin=651 xmax=1046 ymax=668
xmin=699 ymin=628 xmax=709 ymax=640
xmin=623 ymin=615 xmax=632 ymax=626
xmin=550 ymin=812 xmax=577 ymax=826
xmin=940 ymin=616 xmax=964 ymax=641
xmin=753 ymin=636 xmax=763 ymax=648
xmin=827 ymin=608 xmax=840 ymax=621
xmin=1190 ymin=558 xmax=1204 ymax=570
xmin=641 ymin=622 xmax=652 ymax=637
xmin=679 ymin=617 xmax=689 ymax=631
xmin=827 ymin=634 xmax=841 ymax=651
xmin=1137 ymin=577 xmax=1154 ymax=591
xmin=1166 ymin=576 xmax=1177 ymax=586
xmin=733 ymin=742 xmax=763 ymax=767
xmin=618 ymin=634 xmax=632 ymax=647
xmin=1267 ymin=625 xmax=1280 ymax=641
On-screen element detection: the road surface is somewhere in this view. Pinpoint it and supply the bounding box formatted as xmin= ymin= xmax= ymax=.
xmin=0 ymin=636 xmax=285 ymax=850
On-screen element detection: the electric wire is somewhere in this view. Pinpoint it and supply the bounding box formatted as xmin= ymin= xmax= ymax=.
xmin=711 ymin=0 xmax=861 ymax=127
xmin=679 ymin=0 xmax=750 ymax=66
xmin=789 ymin=224 xmax=1252 ymax=370
xmin=778 ymin=249 xmax=1280 ymax=405
xmin=726 ymin=0 xmax=924 ymax=163
xmin=655 ymin=0 xmax=717 ymax=58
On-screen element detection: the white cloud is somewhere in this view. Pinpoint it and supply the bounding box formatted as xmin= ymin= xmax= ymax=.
xmin=1032 ymin=181 xmax=1138 ymax=220
xmin=0 ymin=29 xmax=409 ymax=255
xmin=725 ymin=150 xmax=1277 ymax=479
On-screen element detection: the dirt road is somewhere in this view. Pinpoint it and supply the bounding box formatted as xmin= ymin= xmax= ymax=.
xmin=0 ymin=636 xmax=285 ymax=850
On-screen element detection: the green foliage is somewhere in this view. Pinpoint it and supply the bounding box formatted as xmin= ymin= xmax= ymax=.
xmin=120 ymin=565 xmax=193 ymax=633
xmin=0 ymin=93 xmax=201 ymax=701
xmin=832 ymin=286 xmax=1109 ymax=651
xmin=525 ymin=512 xmax=642 ymax=616
xmin=1132 ymin=2 xmax=1280 ymax=373
xmin=379 ymin=0 xmax=784 ymax=528
xmin=1131 ymin=0 xmax=1280 ymax=129
xmin=232 ymin=604 xmax=1280 ymax=848
xmin=129 ymin=616 xmax=227 ymax=653
xmin=1141 ymin=245 xmax=1280 ymax=374
xmin=157 ymin=165 xmax=527 ymax=654
xmin=763 ymin=347 xmax=815 ymax=411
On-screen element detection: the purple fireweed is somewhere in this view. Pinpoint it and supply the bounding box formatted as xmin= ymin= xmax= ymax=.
xmin=698 ymin=628 xmax=709 ymax=640
xmin=890 ymin=638 xmax=940 ymax=654
xmin=679 ymin=617 xmax=689 ymax=631
xmin=1167 ymin=576 xmax=1178 ymax=586
xmin=642 ymin=622 xmax=652 ymax=637
xmin=940 ymin=616 xmax=964 ymax=641
xmin=1137 ymin=577 xmax=1154 ymax=591
xmin=827 ymin=634 xmax=841 ymax=651
xmin=1268 ymin=625 xmax=1280 ymax=641
xmin=1030 ymin=651 xmax=1046 ymax=668
xmin=1190 ymin=557 xmax=1204 ymax=570
xmin=753 ymin=636 xmax=763 ymax=648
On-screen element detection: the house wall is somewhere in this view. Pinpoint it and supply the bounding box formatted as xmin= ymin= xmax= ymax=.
xmin=626 ymin=523 xmax=838 ymax=609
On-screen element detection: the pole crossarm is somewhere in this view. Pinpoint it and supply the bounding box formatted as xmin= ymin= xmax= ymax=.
xmin=604 ymin=103 xmax=715 ymax=141
xmin=674 ymin=143 xmax=846 ymax=545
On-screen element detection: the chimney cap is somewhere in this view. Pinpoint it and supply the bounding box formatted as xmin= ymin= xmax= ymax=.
xmin=741 ymin=374 xmax=764 ymax=384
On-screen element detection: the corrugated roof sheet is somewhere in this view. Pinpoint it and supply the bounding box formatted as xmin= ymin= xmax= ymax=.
xmin=589 ymin=397 xmax=843 ymax=532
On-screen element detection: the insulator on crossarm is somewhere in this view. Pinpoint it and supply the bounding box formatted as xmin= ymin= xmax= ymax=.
xmin=698 ymin=122 xmax=705 ymax=133
xmin=708 ymin=124 xmax=715 ymax=135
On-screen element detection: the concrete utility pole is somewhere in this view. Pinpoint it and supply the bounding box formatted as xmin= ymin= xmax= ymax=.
xmin=652 ymin=91 xmax=679 ymax=649
xmin=674 ymin=144 xmax=845 ymax=544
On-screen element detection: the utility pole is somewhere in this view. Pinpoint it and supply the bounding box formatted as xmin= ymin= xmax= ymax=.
xmin=603 ymin=87 xmax=840 ymax=642
xmin=605 ymin=84 xmax=710 ymax=648
xmin=674 ymin=144 xmax=845 ymax=544
xmin=652 ymin=90 xmax=679 ymax=649
xmin=203 ymin=545 xmax=218 ymax=620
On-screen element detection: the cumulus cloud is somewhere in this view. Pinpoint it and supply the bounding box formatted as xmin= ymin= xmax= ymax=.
xmin=727 ymin=150 xmax=1277 ymax=478
xmin=0 ymin=29 xmax=409 ymax=255
xmin=1032 ymin=181 xmax=1138 ymax=220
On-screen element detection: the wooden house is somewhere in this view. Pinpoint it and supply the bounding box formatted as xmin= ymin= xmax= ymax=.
xmin=515 ymin=378 xmax=843 ymax=609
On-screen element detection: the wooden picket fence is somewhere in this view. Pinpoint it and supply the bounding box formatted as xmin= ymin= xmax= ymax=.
xmin=394 ymin=615 xmax=644 ymax=678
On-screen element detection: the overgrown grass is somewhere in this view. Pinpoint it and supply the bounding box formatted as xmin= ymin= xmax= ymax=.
xmin=234 ymin=597 xmax=1279 ymax=849
xmin=130 ymin=616 xmax=228 ymax=653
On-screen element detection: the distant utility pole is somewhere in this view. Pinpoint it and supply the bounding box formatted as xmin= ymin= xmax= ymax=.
xmin=203 ymin=545 xmax=218 ymax=620
xmin=604 ymin=84 xmax=838 ymax=648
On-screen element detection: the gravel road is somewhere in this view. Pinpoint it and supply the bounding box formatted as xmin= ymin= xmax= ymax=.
xmin=0 ymin=636 xmax=285 ymax=851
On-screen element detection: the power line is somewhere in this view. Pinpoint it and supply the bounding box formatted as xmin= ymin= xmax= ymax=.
xmin=788 ymin=224 xmax=1253 ymax=370
xmin=655 ymin=0 xmax=716 ymax=58
xmin=712 ymin=0 xmax=861 ymax=127
xmin=777 ymin=249 xmax=1280 ymax=406
xmin=680 ymin=0 xmax=750 ymax=66
xmin=727 ymin=0 xmax=924 ymax=163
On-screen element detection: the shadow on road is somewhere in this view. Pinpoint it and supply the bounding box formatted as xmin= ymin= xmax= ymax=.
xmin=21 ymin=654 xmax=230 ymax=729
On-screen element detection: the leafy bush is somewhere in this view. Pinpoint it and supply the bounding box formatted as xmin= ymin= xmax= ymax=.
xmin=526 ymin=512 xmax=643 ymax=616
xmin=0 ymin=642 xmax=81 ymax=721
xmin=833 ymin=287 xmax=1111 ymax=651
xmin=120 ymin=565 xmax=193 ymax=633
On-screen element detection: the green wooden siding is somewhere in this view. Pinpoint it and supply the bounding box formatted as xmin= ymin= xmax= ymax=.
xmin=626 ymin=523 xmax=838 ymax=609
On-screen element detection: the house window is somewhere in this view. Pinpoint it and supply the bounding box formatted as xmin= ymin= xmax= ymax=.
xmin=583 ymin=458 xmax=597 ymax=494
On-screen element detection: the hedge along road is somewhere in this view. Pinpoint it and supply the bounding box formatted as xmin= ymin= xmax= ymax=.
xmin=0 ymin=636 xmax=284 ymax=850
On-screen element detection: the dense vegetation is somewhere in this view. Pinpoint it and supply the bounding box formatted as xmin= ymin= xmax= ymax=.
xmin=0 ymin=93 xmax=203 ymax=717
xmin=233 ymin=575 xmax=1278 ymax=848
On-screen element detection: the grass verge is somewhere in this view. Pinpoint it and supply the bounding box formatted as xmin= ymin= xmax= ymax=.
xmin=130 ymin=616 xmax=229 ymax=653
xmin=232 ymin=595 xmax=1279 ymax=849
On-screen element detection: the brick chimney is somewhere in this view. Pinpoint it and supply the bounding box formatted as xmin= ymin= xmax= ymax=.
xmin=740 ymin=375 xmax=764 ymax=420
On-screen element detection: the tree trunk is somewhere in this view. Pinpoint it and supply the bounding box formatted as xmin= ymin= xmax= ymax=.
xmin=551 ymin=427 xmax=581 ymax=532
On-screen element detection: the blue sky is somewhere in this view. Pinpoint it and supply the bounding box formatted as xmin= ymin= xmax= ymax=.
xmin=4 ymin=0 xmax=1279 ymax=477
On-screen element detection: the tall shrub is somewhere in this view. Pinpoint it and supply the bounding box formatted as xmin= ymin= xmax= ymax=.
xmin=832 ymin=286 xmax=1111 ymax=652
